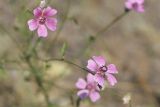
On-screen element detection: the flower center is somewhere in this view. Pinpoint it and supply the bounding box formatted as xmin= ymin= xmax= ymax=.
xmin=99 ymin=66 xmax=108 ymax=72
xmin=87 ymin=83 xmax=94 ymax=91
xmin=132 ymin=2 xmax=138 ymax=9
xmin=39 ymin=17 xmax=46 ymax=24
xmin=97 ymin=66 xmax=108 ymax=77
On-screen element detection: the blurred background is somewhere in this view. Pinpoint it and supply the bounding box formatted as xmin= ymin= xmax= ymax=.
xmin=0 ymin=0 xmax=160 ymax=107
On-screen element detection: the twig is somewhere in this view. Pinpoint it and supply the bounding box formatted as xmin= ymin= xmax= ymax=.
xmin=76 ymin=97 xmax=81 ymax=107
xmin=25 ymin=57 xmax=51 ymax=106
xmin=95 ymin=11 xmax=129 ymax=37
xmin=24 ymin=35 xmax=50 ymax=106
xmin=47 ymin=0 xmax=71 ymax=52
xmin=40 ymin=57 xmax=94 ymax=74
xmin=80 ymin=11 xmax=130 ymax=57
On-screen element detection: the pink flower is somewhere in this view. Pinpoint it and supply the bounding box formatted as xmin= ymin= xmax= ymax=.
xmin=87 ymin=56 xmax=118 ymax=87
xmin=76 ymin=73 xmax=101 ymax=102
xmin=125 ymin=0 xmax=145 ymax=13
xmin=28 ymin=6 xmax=57 ymax=37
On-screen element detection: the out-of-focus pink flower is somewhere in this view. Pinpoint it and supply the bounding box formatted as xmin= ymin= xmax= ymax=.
xmin=28 ymin=6 xmax=57 ymax=37
xmin=125 ymin=0 xmax=145 ymax=13
xmin=76 ymin=73 xmax=100 ymax=102
xmin=87 ymin=56 xmax=118 ymax=87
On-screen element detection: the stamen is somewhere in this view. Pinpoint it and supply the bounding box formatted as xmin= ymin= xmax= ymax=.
xmin=132 ymin=2 xmax=138 ymax=9
xmin=39 ymin=17 xmax=46 ymax=24
xmin=99 ymin=66 xmax=108 ymax=72
xmin=87 ymin=84 xmax=93 ymax=90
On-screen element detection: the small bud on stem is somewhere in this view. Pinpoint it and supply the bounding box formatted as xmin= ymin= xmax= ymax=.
xmin=40 ymin=0 xmax=46 ymax=8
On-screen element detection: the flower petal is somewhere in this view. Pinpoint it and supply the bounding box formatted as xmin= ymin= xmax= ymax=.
xmin=92 ymin=56 xmax=106 ymax=67
xmin=44 ymin=6 xmax=57 ymax=17
xmin=87 ymin=59 xmax=97 ymax=72
xmin=46 ymin=18 xmax=57 ymax=31
xmin=106 ymin=73 xmax=117 ymax=86
xmin=107 ymin=64 xmax=118 ymax=74
xmin=137 ymin=5 xmax=145 ymax=12
xmin=137 ymin=0 xmax=144 ymax=4
xmin=89 ymin=91 xmax=100 ymax=102
xmin=125 ymin=0 xmax=145 ymax=13
xmin=94 ymin=74 xmax=105 ymax=87
xmin=125 ymin=1 xmax=132 ymax=9
xmin=33 ymin=7 xmax=42 ymax=18
xmin=77 ymin=90 xmax=89 ymax=99
xmin=76 ymin=78 xmax=87 ymax=89
xmin=87 ymin=73 xmax=95 ymax=83
xmin=27 ymin=19 xmax=38 ymax=31
xmin=37 ymin=25 xmax=48 ymax=37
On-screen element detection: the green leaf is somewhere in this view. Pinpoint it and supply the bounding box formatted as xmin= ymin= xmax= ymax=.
xmin=89 ymin=35 xmax=96 ymax=42
xmin=0 ymin=64 xmax=6 ymax=78
xmin=60 ymin=42 xmax=67 ymax=58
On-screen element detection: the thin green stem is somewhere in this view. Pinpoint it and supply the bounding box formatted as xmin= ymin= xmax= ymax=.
xmin=40 ymin=57 xmax=94 ymax=74
xmin=80 ymin=11 xmax=129 ymax=56
xmin=26 ymin=36 xmax=41 ymax=58
xmin=24 ymin=35 xmax=50 ymax=106
xmin=129 ymin=100 xmax=132 ymax=107
xmin=95 ymin=11 xmax=129 ymax=37
xmin=0 ymin=24 xmax=24 ymax=58
xmin=76 ymin=97 xmax=81 ymax=107
xmin=25 ymin=58 xmax=51 ymax=106
xmin=53 ymin=0 xmax=71 ymax=41
xmin=47 ymin=0 xmax=71 ymax=52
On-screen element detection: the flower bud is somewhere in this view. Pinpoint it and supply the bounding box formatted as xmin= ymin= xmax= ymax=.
xmin=123 ymin=93 xmax=131 ymax=104
xmin=40 ymin=0 xmax=46 ymax=8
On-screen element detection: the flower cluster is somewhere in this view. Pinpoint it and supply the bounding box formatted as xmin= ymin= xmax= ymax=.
xmin=76 ymin=73 xmax=101 ymax=102
xmin=76 ymin=56 xmax=118 ymax=102
xmin=27 ymin=0 xmax=146 ymax=103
